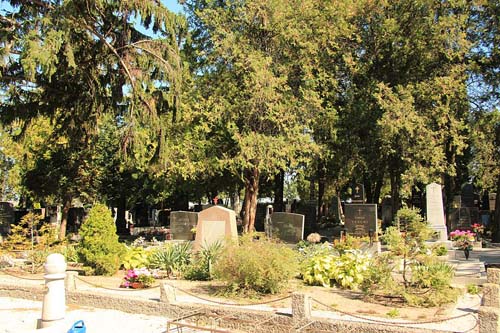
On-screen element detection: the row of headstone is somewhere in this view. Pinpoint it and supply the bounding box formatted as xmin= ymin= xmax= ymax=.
xmin=169 ymin=206 xmax=307 ymax=247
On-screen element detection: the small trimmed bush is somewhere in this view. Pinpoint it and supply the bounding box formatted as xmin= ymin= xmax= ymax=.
xmin=77 ymin=204 xmax=124 ymax=275
xmin=213 ymin=236 xmax=298 ymax=294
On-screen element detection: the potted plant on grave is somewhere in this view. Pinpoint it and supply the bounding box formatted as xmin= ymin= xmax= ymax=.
xmin=121 ymin=267 xmax=156 ymax=288
xmin=449 ymin=230 xmax=475 ymax=260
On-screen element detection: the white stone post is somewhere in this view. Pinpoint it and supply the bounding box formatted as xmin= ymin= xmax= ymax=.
xmin=38 ymin=253 xmax=67 ymax=329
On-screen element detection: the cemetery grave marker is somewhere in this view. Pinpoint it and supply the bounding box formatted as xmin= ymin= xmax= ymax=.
xmin=425 ymin=183 xmax=448 ymax=241
xmin=170 ymin=211 xmax=198 ymax=240
xmin=193 ymin=206 xmax=237 ymax=251
xmin=270 ymin=212 xmax=305 ymax=243
xmin=344 ymin=204 xmax=378 ymax=238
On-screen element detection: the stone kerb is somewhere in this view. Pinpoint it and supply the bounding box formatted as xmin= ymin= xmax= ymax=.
xmin=479 ymin=268 xmax=500 ymax=332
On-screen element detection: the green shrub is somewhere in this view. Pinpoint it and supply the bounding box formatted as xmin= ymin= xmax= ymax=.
xmin=411 ymin=261 xmax=455 ymax=290
xmin=184 ymin=241 xmax=223 ymax=281
xmin=122 ymin=246 xmax=151 ymax=270
xmin=301 ymin=250 xmax=371 ymax=290
xmin=467 ymin=284 xmax=480 ymax=295
xmin=77 ymin=204 xmax=125 ymax=275
xmin=148 ymin=242 xmax=192 ymax=277
xmin=432 ymin=244 xmax=448 ymax=256
xmin=213 ymin=236 xmax=298 ymax=294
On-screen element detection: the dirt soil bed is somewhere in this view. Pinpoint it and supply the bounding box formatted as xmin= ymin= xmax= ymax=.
xmin=78 ymin=270 xmax=455 ymax=322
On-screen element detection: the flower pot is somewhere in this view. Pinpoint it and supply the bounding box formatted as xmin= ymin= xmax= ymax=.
xmin=130 ymin=282 xmax=145 ymax=289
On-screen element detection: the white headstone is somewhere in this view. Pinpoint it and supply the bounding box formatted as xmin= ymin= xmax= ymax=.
xmin=426 ymin=183 xmax=448 ymax=241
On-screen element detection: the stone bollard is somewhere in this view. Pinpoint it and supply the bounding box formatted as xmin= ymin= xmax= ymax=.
xmin=479 ymin=268 xmax=500 ymax=332
xmin=65 ymin=271 xmax=78 ymax=292
xmin=291 ymin=292 xmax=311 ymax=322
xmin=160 ymin=283 xmax=177 ymax=304
xmin=38 ymin=253 xmax=67 ymax=329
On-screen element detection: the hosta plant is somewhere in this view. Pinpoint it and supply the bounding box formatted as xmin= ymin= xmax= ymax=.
xmin=301 ymin=250 xmax=371 ymax=290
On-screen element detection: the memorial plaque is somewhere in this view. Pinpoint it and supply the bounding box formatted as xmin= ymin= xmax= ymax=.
xmin=270 ymin=212 xmax=304 ymax=243
xmin=426 ymin=183 xmax=447 ymax=241
xmin=344 ymin=204 xmax=377 ymax=237
xmin=194 ymin=206 xmax=237 ymax=251
xmin=351 ymin=184 xmax=365 ymax=203
xmin=0 ymin=202 xmax=14 ymax=235
xmin=170 ymin=211 xmax=198 ymax=240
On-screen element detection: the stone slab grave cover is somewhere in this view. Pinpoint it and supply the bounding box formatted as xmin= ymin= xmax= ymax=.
xmin=170 ymin=211 xmax=198 ymax=240
xmin=344 ymin=204 xmax=378 ymax=238
xmin=193 ymin=206 xmax=237 ymax=251
xmin=425 ymin=182 xmax=448 ymax=241
xmin=270 ymin=212 xmax=305 ymax=243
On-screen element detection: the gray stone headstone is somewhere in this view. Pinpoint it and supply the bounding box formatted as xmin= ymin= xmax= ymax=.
xmin=170 ymin=211 xmax=198 ymax=240
xmin=426 ymin=183 xmax=447 ymax=241
xmin=344 ymin=204 xmax=378 ymax=238
xmin=194 ymin=206 xmax=237 ymax=251
xmin=270 ymin=212 xmax=305 ymax=243
xmin=381 ymin=197 xmax=393 ymax=228
xmin=351 ymin=184 xmax=365 ymax=203
xmin=0 ymin=202 xmax=14 ymax=235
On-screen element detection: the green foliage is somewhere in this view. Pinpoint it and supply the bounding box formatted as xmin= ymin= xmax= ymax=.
xmin=386 ymin=309 xmax=400 ymax=318
xmin=411 ymin=261 xmax=455 ymax=290
xmin=122 ymin=247 xmax=151 ymax=270
xmin=332 ymin=236 xmax=370 ymax=255
xmin=368 ymin=209 xmax=459 ymax=306
xmin=467 ymin=284 xmax=480 ymax=295
xmin=2 ymin=212 xmax=44 ymax=250
xmin=213 ymin=236 xmax=298 ymax=294
xmin=431 ymin=244 xmax=448 ymax=257
xmin=184 ymin=241 xmax=223 ymax=281
xmin=77 ymin=204 xmax=125 ymax=275
xmin=301 ymin=250 xmax=371 ymax=290
xmin=148 ymin=242 xmax=192 ymax=277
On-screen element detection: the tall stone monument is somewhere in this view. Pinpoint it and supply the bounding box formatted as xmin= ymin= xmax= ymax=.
xmin=426 ymin=183 xmax=448 ymax=241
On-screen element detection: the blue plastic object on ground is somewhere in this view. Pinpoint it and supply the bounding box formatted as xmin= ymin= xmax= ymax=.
xmin=67 ymin=320 xmax=86 ymax=333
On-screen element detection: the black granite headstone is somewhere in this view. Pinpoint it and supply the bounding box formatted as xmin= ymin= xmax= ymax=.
xmin=351 ymin=184 xmax=365 ymax=203
xmin=344 ymin=204 xmax=377 ymax=237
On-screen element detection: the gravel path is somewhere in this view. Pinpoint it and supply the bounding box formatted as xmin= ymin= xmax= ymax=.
xmin=0 ymin=297 xmax=169 ymax=333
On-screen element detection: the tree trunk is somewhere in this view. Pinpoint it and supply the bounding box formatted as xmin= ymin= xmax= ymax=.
xmin=492 ymin=176 xmax=500 ymax=242
xmin=390 ymin=169 xmax=401 ymax=219
xmin=317 ymin=161 xmax=326 ymax=218
xmin=231 ymin=189 xmax=242 ymax=218
xmin=116 ymin=196 xmax=128 ymax=235
xmin=59 ymin=194 xmax=72 ymax=239
xmin=274 ymin=170 xmax=284 ymax=212
xmin=242 ymin=167 xmax=260 ymax=233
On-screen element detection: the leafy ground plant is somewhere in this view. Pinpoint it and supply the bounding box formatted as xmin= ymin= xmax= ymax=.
xmin=214 ymin=235 xmax=297 ymax=294
xmin=148 ymin=242 xmax=191 ymax=277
